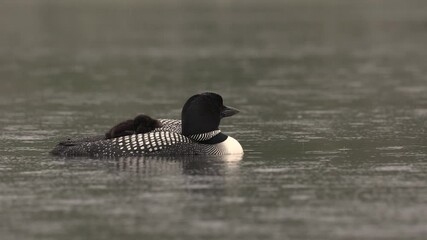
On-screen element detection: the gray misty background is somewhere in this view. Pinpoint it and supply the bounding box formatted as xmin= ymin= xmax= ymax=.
xmin=1 ymin=0 xmax=427 ymax=240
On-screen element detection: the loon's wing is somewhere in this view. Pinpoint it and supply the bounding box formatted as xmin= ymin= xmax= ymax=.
xmin=51 ymin=131 xmax=197 ymax=157
xmin=51 ymin=119 xmax=185 ymax=157
xmin=157 ymin=119 xmax=181 ymax=133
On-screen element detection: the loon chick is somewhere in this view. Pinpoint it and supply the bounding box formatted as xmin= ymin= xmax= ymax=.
xmin=105 ymin=114 xmax=162 ymax=139
xmin=51 ymin=92 xmax=244 ymax=157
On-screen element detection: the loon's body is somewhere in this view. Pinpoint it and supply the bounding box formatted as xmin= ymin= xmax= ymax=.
xmin=51 ymin=93 xmax=243 ymax=157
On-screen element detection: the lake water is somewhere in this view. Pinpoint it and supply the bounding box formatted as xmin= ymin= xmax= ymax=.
xmin=1 ymin=0 xmax=427 ymax=239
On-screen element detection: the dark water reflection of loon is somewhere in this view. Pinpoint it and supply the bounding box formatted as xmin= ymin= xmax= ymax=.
xmin=113 ymin=155 xmax=243 ymax=176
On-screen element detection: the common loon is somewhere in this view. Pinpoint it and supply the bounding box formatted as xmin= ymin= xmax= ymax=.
xmin=51 ymin=92 xmax=244 ymax=157
xmin=105 ymin=114 xmax=162 ymax=139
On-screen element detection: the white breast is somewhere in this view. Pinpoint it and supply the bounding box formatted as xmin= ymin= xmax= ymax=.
xmin=217 ymin=136 xmax=244 ymax=155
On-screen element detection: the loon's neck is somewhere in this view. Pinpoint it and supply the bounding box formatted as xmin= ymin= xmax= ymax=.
xmin=198 ymin=132 xmax=228 ymax=144
xmin=188 ymin=130 xmax=226 ymax=144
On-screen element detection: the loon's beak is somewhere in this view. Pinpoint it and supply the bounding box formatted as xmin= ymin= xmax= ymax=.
xmin=221 ymin=106 xmax=239 ymax=118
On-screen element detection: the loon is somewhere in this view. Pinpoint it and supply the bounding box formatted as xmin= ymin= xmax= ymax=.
xmin=105 ymin=114 xmax=162 ymax=139
xmin=51 ymin=92 xmax=244 ymax=157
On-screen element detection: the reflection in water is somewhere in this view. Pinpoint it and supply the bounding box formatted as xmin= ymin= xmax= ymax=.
xmin=112 ymin=155 xmax=244 ymax=204
xmin=114 ymin=154 xmax=243 ymax=176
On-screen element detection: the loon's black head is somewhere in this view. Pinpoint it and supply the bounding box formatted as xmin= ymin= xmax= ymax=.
xmin=181 ymin=92 xmax=239 ymax=136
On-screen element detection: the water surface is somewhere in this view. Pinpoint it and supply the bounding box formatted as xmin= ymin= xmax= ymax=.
xmin=1 ymin=0 xmax=427 ymax=239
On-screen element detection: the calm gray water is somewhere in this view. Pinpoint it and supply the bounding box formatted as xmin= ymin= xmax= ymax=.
xmin=1 ymin=0 xmax=427 ymax=239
